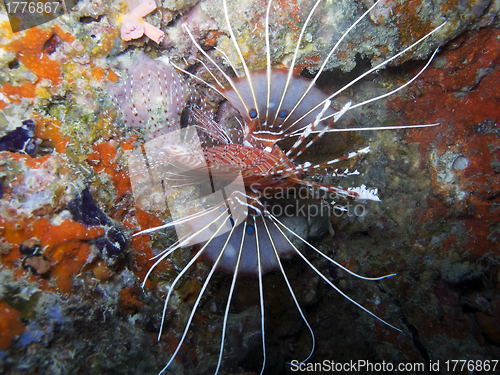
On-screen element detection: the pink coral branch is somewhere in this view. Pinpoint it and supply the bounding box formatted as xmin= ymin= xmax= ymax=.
xmin=120 ymin=0 xmax=164 ymax=44
xmin=127 ymin=0 xmax=157 ymax=19
xmin=121 ymin=19 xmax=145 ymax=41
xmin=143 ymin=21 xmax=165 ymax=44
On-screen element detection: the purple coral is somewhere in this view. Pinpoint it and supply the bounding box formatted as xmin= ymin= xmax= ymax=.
xmin=110 ymin=53 xmax=190 ymax=139
xmin=0 ymin=120 xmax=37 ymax=155
xmin=68 ymin=187 xmax=126 ymax=258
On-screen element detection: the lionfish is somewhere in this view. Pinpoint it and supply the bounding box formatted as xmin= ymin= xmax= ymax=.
xmin=114 ymin=0 xmax=446 ymax=373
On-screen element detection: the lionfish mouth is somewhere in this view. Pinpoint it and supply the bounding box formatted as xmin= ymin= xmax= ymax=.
xmin=114 ymin=0 xmax=446 ymax=373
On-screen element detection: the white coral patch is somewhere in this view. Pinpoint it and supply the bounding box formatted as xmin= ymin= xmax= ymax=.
xmin=348 ymin=184 xmax=380 ymax=202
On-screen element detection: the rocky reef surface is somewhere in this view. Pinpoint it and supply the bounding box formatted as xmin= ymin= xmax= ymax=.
xmin=0 ymin=0 xmax=499 ymax=374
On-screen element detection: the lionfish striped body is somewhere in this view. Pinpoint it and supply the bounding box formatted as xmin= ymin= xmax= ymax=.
xmin=114 ymin=0 xmax=446 ymax=373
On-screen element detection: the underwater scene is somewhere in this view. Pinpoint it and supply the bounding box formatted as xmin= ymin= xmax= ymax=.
xmin=0 ymin=0 xmax=499 ymax=374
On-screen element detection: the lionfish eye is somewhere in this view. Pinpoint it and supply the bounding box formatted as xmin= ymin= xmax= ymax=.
xmin=209 ymin=223 xmax=217 ymax=232
xmin=246 ymin=225 xmax=255 ymax=235
xmin=278 ymin=109 xmax=288 ymax=118
xmin=249 ymin=109 xmax=257 ymax=119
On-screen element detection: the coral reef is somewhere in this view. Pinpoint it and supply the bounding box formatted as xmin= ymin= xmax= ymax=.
xmin=160 ymin=0 xmax=499 ymax=73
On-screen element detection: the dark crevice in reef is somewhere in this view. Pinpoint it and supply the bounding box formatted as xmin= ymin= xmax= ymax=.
xmin=302 ymin=52 xmax=434 ymax=96
xmin=7 ymin=58 xmax=19 ymax=69
xmin=301 ymin=54 xmax=373 ymax=92
xmin=79 ymin=15 xmax=104 ymax=23
xmin=42 ymin=33 xmax=60 ymax=55
xmin=399 ymin=305 xmax=436 ymax=375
